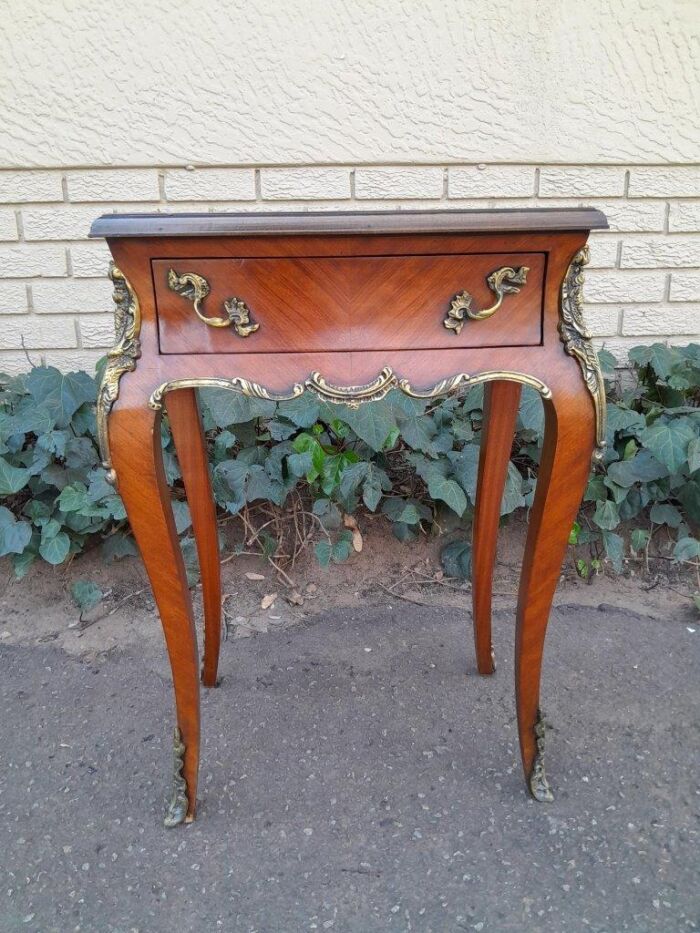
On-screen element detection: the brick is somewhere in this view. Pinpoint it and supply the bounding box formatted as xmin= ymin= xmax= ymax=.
xmin=0 ymin=245 xmax=66 ymax=278
xmin=669 ymin=271 xmax=700 ymax=302
xmin=32 ymin=279 xmax=113 ymax=314
xmin=0 ymin=315 xmax=76 ymax=350
xmin=42 ymin=349 xmax=104 ymax=372
xmin=586 ymin=236 xmax=618 ymax=269
xmin=165 ymin=168 xmax=255 ymax=201
xmin=539 ymin=167 xmax=625 ymax=197
xmin=78 ymin=314 xmax=116 ymax=348
xmin=0 ymin=210 xmax=18 ymax=240
xmin=0 ymin=171 xmax=63 ymax=203
xmin=0 ymin=352 xmax=37 ymax=375
xmin=0 ymin=282 xmax=28 ymax=314
xmin=583 ymin=306 xmax=620 ymax=336
xmin=66 ymin=169 xmax=159 ymax=202
xmin=621 ymin=236 xmax=700 ymax=268
xmin=628 ymin=166 xmax=700 ymax=197
xmin=447 ymin=166 xmax=534 ymax=198
xmin=622 ymin=305 xmax=700 ymax=336
xmin=22 ymin=206 xmax=106 ymax=241
xmin=669 ymin=202 xmax=700 ymax=233
xmin=584 ymin=271 xmax=666 ymax=303
xmin=591 ymin=201 xmax=665 ymax=233
xmin=260 ymin=168 xmax=351 ymax=200
xmin=70 ymin=242 xmax=112 ymax=277
xmin=355 ymin=167 xmax=443 ymax=200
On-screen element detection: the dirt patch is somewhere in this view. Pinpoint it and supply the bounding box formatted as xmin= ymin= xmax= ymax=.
xmin=1 ymin=514 xmax=695 ymax=668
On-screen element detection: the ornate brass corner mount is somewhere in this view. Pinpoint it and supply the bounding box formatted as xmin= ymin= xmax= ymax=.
xmin=443 ymin=266 xmax=529 ymax=335
xmin=96 ymin=264 xmax=142 ymax=487
xmin=167 ymin=268 xmax=260 ymax=337
xmin=528 ymin=708 xmax=554 ymax=803
xmin=164 ymin=727 xmax=190 ymax=828
xmin=559 ymin=246 xmax=607 ymax=458
xmin=150 ymin=369 xmax=552 ymax=411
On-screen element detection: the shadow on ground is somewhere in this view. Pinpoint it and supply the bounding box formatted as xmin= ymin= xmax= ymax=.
xmin=1 ymin=601 xmax=698 ymax=932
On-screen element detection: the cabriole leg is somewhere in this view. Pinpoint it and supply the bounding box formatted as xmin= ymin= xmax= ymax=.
xmin=472 ymin=380 xmax=522 ymax=674
xmin=109 ymin=400 xmax=200 ymax=826
xmin=167 ymin=388 xmax=222 ymax=688
xmin=515 ymin=380 xmax=595 ymax=801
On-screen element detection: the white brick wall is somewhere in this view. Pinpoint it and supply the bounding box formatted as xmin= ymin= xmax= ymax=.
xmin=0 ymin=162 xmax=698 ymax=372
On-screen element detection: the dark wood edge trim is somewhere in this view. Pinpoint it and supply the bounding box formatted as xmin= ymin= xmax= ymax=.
xmin=90 ymin=208 xmax=608 ymax=239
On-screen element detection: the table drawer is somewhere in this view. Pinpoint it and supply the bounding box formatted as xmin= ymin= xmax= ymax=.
xmin=153 ymin=252 xmax=544 ymax=355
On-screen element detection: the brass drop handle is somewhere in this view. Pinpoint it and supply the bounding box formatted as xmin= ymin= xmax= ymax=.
xmin=167 ymin=268 xmax=260 ymax=337
xmin=443 ymin=265 xmax=529 ymax=335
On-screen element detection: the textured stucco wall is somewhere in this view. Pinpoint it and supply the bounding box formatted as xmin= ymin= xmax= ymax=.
xmin=2 ymin=0 xmax=698 ymax=166
xmin=0 ymin=0 xmax=698 ymax=369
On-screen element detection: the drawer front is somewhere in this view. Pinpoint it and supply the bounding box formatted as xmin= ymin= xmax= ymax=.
xmin=153 ymin=252 xmax=544 ymax=355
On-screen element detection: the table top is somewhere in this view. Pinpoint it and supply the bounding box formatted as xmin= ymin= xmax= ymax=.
xmin=90 ymin=207 xmax=608 ymax=239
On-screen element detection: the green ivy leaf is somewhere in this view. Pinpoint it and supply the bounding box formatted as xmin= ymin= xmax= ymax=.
xmin=382 ymin=498 xmax=427 ymax=525
xmin=518 ymin=388 xmax=544 ymax=434
xmin=593 ymin=499 xmax=620 ymax=531
xmin=606 ymin=449 xmax=668 ymax=487
xmin=649 ymin=502 xmax=683 ymax=528
xmin=171 ymin=500 xmax=192 ymax=534
xmin=57 ymin=482 xmax=90 ymax=513
xmin=200 ymin=387 xmax=276 ymax=426
xmin=673 ymin=537 xmax=700 ymax=561
xmin=601 ymin=530 xmax=624 ymax=572
xmin=425 ymin=475 xmax=467 ymax=517
xmin=687 ymin=437 xmax=700 ymax=474
xmin=70 ymin=580 xmax=104 ymax=612
xmin=314 ymin=539 xmax=332 ymax=568
xmin=312 ymin=498 xmax=342 ymax=530
xmin=630 ymin=528 xmax=650 ymax=552
xmin=500 ymin=461 xmax=525 ymax=515
xmin=277 ymin=393 xmax=320 ymax=428
xmin=448 ymin=445 xmax=480 ymax=504
xmin=332 ymin=401 xmax=398 ymax=453
xmin=391 ymin=522 xmax=417 ymax=543
xmin=0 ymin=506 xmax=32 ymax=556
xmin=26 ymin=367 xmax=95 ymax=429
xmin=39 ymin=530 xmax=70 ymax=564
xmin=0 ymin=456 xmax=30 ymax=495
xmin=441 ymin=539 xmax=472 ymax=579
xmin=640 ymin=418 xmax=695 ymax=475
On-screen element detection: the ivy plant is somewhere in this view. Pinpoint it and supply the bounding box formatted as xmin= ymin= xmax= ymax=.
xmin=0 ymin=343 xmax=698 ymax=588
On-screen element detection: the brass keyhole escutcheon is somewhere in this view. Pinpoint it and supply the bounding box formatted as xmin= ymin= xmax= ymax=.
xmin=167 ymin=268 xmax=260 ymax=337
xmin=443 ymin=265 xmax=529 ymax=335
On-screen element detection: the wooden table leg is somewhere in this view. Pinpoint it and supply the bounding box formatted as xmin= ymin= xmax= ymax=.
xmin=515 ymin=375 xmax=595 ymax=802
xmin=472 ymin=380 xmax=522 ymax=674
xmin=167 ymin=388 xmax=222 ymax=688
xmin=109 ymin=397 xmax=200 ymax=826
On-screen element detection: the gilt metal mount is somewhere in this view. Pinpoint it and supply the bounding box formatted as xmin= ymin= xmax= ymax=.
xmin=529 ymin=708 xmax=554 ymax=802
xmin=443 ymin=266 xmax=529 ymax=335
xmin=164 ymin=727 xmax=190 ymax=827
xmin=167 ymin=268 xmax=260 ymax=337
xmin=559 ymin=246 xmax=607 ymax=458
xmin=95 ymin=264 xmax=141 ymax=487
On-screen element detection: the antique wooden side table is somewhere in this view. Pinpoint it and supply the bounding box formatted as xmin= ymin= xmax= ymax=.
xmin=89 ymin=208 xmax=607 ymax=826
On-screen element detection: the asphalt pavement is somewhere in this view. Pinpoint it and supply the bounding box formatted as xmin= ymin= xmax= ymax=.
xmin=1 ymin=601 xmax=698 ymax=932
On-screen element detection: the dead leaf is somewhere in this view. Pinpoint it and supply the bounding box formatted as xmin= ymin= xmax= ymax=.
xmin=352 ymin=529 xmax=363 ymax=552
xmin=343 ymin=513 xmax=358 ymax=530
xmin=245 ymin=572 xmax=265 ymax=581
xmin=260 ymin=593 xmax=277 ymax=610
